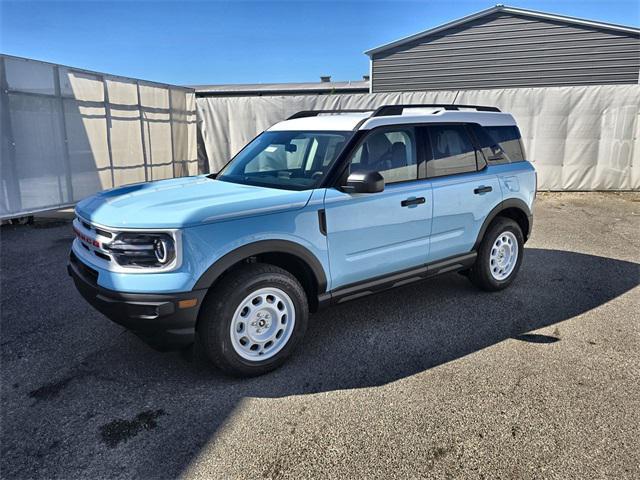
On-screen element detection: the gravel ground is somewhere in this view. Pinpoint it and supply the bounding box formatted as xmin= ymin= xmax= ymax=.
xmin=1 ymin=192 xmax=639 ymax=479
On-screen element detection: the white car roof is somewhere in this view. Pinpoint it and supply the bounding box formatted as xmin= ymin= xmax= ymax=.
xmin=268 ymin=108 xmax=517 ymax=132
xmin=268 ymin=113 xmax=371 ymax=132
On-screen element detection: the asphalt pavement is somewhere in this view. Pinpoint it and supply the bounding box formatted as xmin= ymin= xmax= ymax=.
xmin=1 ymin=192 xmax=639 ymax=479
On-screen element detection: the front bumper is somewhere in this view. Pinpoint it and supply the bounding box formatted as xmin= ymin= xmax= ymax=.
xmin=68 ymin=251 xmax=207 ymax=350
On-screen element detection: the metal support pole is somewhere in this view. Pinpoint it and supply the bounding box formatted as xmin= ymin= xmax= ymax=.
xmin=167 ymin=87 xmax=176 ymax=178
xmin=0 ymin=56 xmax=22 ymax=215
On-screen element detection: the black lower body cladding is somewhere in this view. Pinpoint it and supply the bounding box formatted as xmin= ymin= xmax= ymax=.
xmin=68 ymin=251 xmax=206 ymax=350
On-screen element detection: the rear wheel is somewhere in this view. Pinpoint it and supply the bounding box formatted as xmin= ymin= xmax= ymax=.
xmin=197 ymin=263 xmax=308 ymax=377
xmin=469 ymin=217 xmax=524 ymax=291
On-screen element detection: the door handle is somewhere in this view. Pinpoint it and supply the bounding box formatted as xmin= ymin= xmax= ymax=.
xmin=401 ymin=197 xmax=426 ymax=207
xmin=474 ymin=186 xmax=493 ymax=194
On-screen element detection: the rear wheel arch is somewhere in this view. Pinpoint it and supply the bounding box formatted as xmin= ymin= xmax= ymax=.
xmin=474 ymin=199 xmax=532 ymax=250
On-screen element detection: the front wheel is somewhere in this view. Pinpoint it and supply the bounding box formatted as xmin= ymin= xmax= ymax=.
xmin=197 ymin=263 xmax=308 ymax=376
xmin=469 ymin=217 xmax=524 ymax=291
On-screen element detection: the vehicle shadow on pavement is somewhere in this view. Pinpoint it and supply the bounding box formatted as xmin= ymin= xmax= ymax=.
xmin=1 ymin=222 xmax=638 ymax=478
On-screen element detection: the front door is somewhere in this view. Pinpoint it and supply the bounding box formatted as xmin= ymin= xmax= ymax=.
xmin=323 ymin=126 xmax=433 ymax=290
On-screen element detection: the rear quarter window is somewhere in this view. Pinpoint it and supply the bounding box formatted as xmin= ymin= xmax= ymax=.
xmin=483 ymin=126 xmax=525 ymax=162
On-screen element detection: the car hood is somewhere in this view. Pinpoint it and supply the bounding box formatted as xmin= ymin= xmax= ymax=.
xmin=75 ymin=176 xmax=314 ymax=229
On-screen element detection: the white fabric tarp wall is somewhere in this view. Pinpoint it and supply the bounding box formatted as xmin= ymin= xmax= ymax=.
xmin=0 ymin=55 xmax=198 ymax=219
xmin=197 ymin=85 xmax=640 ymax=190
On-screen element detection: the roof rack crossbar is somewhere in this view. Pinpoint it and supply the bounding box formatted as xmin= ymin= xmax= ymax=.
xmin=287 ymin=109 xmax=373 ymax=120
xmin=371 ymin=104 xmax=500 ymax=116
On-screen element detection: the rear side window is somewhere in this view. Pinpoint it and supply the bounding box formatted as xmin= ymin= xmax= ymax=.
xmin=483 ymin=126 xmax=525 ymax=162
xmin=426 ymin=125 xmax=478 ymax=178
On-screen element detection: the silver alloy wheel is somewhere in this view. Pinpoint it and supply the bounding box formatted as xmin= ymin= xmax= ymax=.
xmin=230 ymin=287 xmax=295 ymax=361
xmin=489 ymin=231 xmax=519 ymax=281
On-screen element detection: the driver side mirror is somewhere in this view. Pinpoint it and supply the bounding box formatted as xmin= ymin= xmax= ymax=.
xmin=341 ymin=170 xmax=385 ymax=194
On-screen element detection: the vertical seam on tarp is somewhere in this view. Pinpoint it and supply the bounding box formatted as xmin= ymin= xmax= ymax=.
xmin=102 ymin=75 xmax=116 ymax=188
xmin=53 ymin=65 xmax=74 ymax=203
xmin=136 ymin=80 xmax=149 ymax=182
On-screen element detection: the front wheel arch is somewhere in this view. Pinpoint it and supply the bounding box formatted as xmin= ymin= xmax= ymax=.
xmin=192 ymin=240 xmax=327 ymax=310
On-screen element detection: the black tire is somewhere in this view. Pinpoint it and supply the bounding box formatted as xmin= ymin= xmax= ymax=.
xmin=469 ymin=217 xmax=524 ymax=291
xmin=196 ymin=263 xmax=308 ymax=377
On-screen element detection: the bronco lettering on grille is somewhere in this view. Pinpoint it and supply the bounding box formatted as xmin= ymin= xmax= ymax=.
xmin=73 ymin=227 xmax=101 ymax=248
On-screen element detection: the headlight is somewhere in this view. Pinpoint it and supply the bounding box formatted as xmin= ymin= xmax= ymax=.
xmin=106 ymin=232 xmax=176 ymax=268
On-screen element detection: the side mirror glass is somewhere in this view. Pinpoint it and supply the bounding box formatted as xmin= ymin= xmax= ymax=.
xmin=342 ymin=170 xmax=385 ymax=194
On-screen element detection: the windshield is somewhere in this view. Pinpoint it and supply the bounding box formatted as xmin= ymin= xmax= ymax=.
xmin=216 ymin=131 xmax=351 ymax=190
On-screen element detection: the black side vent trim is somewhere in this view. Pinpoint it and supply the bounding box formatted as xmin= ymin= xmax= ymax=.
xmin=318 ymin=209 xmax=327 ymax=236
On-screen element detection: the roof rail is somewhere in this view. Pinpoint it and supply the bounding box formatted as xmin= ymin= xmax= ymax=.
xmin=287 ymin=109 xmax=373 ymax=120
xmin=285 ymin=104 xmax=501 ymax=124
xmin=371 ymin=104 xmax=500 ymax=116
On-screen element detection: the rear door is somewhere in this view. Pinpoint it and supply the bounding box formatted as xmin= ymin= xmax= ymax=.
xmin=424 ymin=124 xmax=502 ymax=262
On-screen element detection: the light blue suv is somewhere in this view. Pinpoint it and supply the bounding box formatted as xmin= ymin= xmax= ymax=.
xmin=68 ymin=104 xmax=536 ymax=376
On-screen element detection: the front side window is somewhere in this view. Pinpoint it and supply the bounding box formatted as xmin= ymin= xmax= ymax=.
xmin=217 ymin=131 xmax=350 ymax=190
xmin=348 ymin=127 xmax=417 ymax=184
xmin=426 ymin=125 xmax=478 ymax=178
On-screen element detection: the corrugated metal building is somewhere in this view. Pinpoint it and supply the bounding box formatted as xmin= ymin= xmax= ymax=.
xmin=366 ymin=5 xmax=640 ymax=92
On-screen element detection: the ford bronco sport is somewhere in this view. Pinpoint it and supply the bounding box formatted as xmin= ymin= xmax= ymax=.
xmin=68 ymin=104 xmax=536 ymax=376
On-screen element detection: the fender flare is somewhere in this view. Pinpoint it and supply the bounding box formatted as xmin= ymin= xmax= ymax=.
xmin=473 ymin=199 xmax=532 ymax=250
xmin=193 ymin=240 xmax=328 ymax=293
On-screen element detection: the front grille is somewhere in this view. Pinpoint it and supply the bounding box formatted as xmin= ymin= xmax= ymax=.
xmin=95 ymin=227 xmax=113 ymax=239
xmin=95 ymin=251 xmax=111 ymax=261
xmin=74 ymin=217 xmax=114 ymax=263
xmin=72 ymin=216 xmax=179 ymax=273
xmin=81 ymin=220 xmax=113 ymax=239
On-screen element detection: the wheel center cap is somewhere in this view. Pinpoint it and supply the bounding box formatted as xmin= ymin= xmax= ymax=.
xmin=251 ymin=311 xmax=272 ymax=334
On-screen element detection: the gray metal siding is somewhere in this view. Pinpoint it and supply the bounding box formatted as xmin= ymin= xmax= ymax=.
xmin=371 ymin=13 xmax=640 ymax=92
